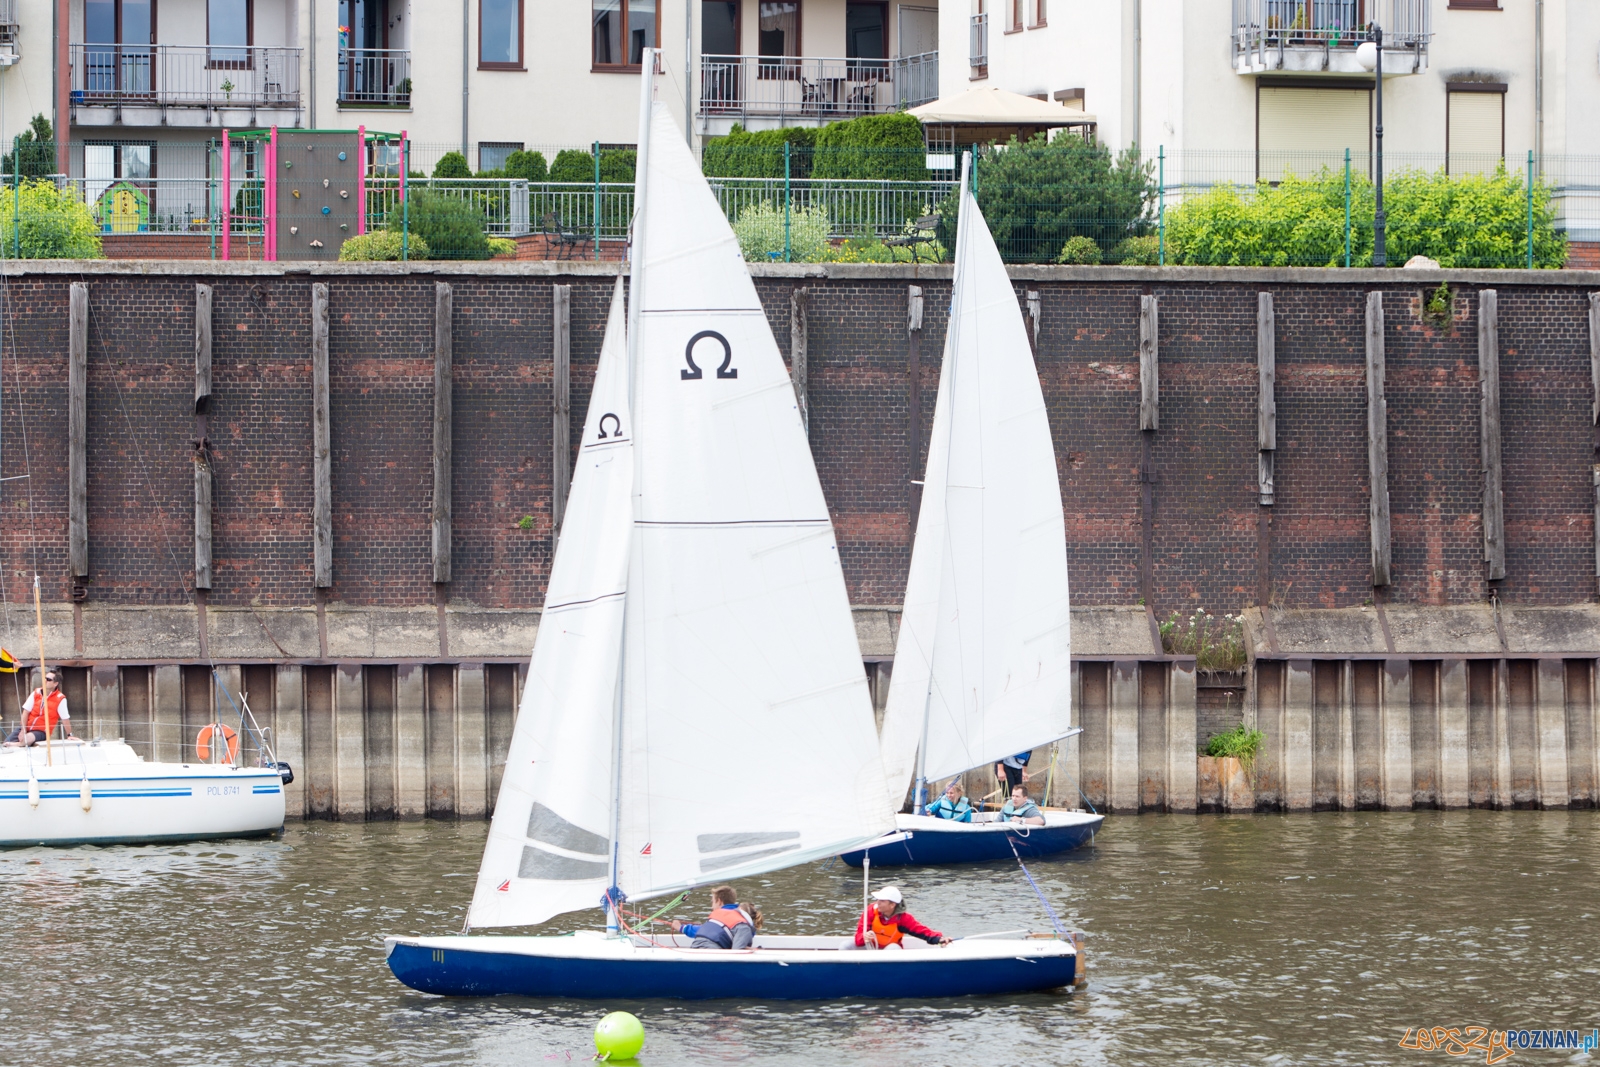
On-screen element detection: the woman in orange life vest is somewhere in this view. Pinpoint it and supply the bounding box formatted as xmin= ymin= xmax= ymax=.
xmin=669 ymin=885 xmax=763 ymax=949
xmin=854 ymin=886 xmax=951 ymax=950
xmin=3 ymin=669 xmax=78 ymax=747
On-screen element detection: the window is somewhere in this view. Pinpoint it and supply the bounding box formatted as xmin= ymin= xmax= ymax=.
xmin=84 ymin=0 xmax=153 ymax=95
xmin=85 ymin=142 xmax=154 ymax=218
xmin=1446 ymin=86 xmax=1504 ymax=175
xmin=1256 ymin=84 xmax=1371 ymax=182
xmin=209 ymin=0 xmax=252 ymax=67
xmin=1006 ymin=0 xmax=1022 ymax=32
xmin=846 ymin=3 xmax=885 ymax=58
xmin=702 ymin=0 xmax=739 ymax=54
xmin=756 ymin=1 xmax=798 ymax=78
xmin=1030 ymin=0 xmax=1045 ymax=27
xmin=593 ymin=0 xmax=659 ymax=69
xmin=478 ymin=142 xmax=523 ymax=173
xmin=480 ymin=0 xmax=523 ymax=68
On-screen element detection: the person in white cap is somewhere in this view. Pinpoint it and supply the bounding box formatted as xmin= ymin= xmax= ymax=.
xmin=853 ymin=886 xmax=950 ymax=950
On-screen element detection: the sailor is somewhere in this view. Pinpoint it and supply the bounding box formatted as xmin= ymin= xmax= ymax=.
xmin=995 ymin=750 xmax=1031 ymax=794
xmin=669 ymin=886 xmax=761 ymax=949
xmin=1000 ymin=785 xmax=1046 ymax=826
xmin=854 ymin=886 xmax=950 ymax=950
xmin=925 ymin=780 xmax=974 ymax=822
xmin=3 ymin=669 xmax=76 ymax=747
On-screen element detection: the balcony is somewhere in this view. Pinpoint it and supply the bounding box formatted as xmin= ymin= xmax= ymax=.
xmin=1231 ymin=0 xmax=1430 ymax=76
xmin=969 ymin=13 xmax=987 ymax=77
xmin=338 ymin=48 xmax=410 ymax=108
xmin=0 ymin=0 xmax=18 ymax=62
xmin=699 ymin=53 xmax=939 ymax=131
xmin=69 ymin=44 xmax=302 ymax=113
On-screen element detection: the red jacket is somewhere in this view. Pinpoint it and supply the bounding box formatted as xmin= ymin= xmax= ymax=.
xmin=854 ymin=908 xmax=944 ymax=947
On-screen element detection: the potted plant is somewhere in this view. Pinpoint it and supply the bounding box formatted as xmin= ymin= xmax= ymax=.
xmin=220 ymin=77 xmax=235 ymax=103
xmin=1197 ymin=722 xmax=1263 ymax=813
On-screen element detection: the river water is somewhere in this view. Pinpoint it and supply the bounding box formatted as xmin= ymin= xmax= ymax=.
xmin=4 ymin=812 xmax=1596 ymax=1066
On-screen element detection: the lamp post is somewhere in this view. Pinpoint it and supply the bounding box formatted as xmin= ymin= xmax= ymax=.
xmin=1357 ymin=27 xmax=1386 ymax=267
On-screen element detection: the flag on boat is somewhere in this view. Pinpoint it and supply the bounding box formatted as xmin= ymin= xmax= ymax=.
xmin=0 ymin=649 xmax=17 ymax=673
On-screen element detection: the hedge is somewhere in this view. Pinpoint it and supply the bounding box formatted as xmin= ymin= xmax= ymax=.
xmin=549 ymin=148 xmax=637 ymax=183
xmin=703 ymin=113 xmax=926 ymax=182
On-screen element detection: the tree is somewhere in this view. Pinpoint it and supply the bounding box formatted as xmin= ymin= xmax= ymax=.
xmin=2 ymin=115 xmax=57 ymax=180
xmin=0 ymin=180 xmax=104 ymax=259
xmin=431 ymin=151 xmax=471 ymax=180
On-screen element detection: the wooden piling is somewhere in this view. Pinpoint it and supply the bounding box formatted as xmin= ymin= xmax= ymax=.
xmin=69 ymin=282 xmax=88 ymax=579
xmin=1479 ymin=289 xmax=1505 ymax=581
xmin=194 ymin=283 xmax=213 ymax=590
xmin=790 ymin=287 xmax=809 ymax=432
xmin=907 ymin=285 xmax=924 ymax=526
xmin=311 ymin=283 xmax=332 ymax=588
xmin=1258 ymin=292 xmax=1276 ymax=505
xmin=550 ymin=284 xmax=569 ymax=539
xmin=434 ymin=282 xmax=454 ymax=581
xmin=1365 ymin=291 xmax=1391 ymax=587
xmin=1138 ymin=295 xmax=1159 ymax=431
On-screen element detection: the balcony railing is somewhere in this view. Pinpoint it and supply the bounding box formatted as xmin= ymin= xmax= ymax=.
xmin=699 ymin=53 xmax=939 ymax=123
xmin=69 ymin=44 xmax=302 ymax=109
xmin=969 ymin=13 xmax=988 ymax=72
xmin=339 ymin=48 xmax=410 ymax=106
xmin=1232 ymin=0 xmax=1430 ymax=69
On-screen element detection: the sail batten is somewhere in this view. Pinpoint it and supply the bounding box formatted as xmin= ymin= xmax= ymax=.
xmin=880 ymin=165 xmax=1073 ymax=803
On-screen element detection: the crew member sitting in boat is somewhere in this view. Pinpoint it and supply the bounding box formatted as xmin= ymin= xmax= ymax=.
xmin=854 ymin=886 xmax=950 ymax=949
xmin=669 ymin=886 xmax=761 ymax=949
xmin=3 ymin=670 xmax=77 ymax=747
xmin=1000 ymin=785 xmax=1046 ymax=826
xmin=925 ymin=780 xmax=974 ymax=822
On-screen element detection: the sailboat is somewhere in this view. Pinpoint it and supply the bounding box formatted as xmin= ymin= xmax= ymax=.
xmin=384 ymin=62 xmax=1080 ymax=999
xmin=842 ymin=154 xmax=1103 ymax=869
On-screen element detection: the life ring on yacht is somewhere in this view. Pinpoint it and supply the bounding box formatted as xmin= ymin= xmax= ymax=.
xmin=196 ymin=723 xmax=239 ymax=764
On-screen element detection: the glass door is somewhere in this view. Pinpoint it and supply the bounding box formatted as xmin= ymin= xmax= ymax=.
xmin=85 ymin=0 xmax=154 ymax=99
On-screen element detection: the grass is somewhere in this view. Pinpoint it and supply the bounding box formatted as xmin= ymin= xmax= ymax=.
xmin=1203 ymin=722 xmax=1265 ymax=766
xmin=1159 ymin=609 xmax=1247 ymax=671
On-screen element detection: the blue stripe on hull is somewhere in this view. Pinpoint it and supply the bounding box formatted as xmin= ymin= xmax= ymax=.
xmin=387 ymin=943 xmax=1076 ymax=1000
xmin=838 ymin=821 xmax=1101 ymax=867
xmin=0 ymin=826 xmax=284 ymax=849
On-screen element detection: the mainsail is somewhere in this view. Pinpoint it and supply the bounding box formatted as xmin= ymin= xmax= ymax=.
xmin=613 ymin=101 xmax=896 ymax=900
xmin=468 ymin=278 xmax=634 ymax=928
xmin=878 ymin=162 xmax=1073 ymax=805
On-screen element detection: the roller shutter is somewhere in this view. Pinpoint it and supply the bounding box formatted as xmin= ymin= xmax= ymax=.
xmin=1447 ymin=91 xmax=1503 ymax=175
xmin=1257 ymin=85 xmax=1371 ymax=182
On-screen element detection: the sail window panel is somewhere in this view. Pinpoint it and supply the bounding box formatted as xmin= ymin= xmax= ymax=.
xmin=480 ymin=0 xmax=524 ymax=68
xmin=1257 ymin=86 xmax=1370 ymax=183
xmin=1448 ymin=90 xmax=1504 ymax=175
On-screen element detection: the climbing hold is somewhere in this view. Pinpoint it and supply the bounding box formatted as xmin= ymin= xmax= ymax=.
xmin=339 ymin=223 xmax=348 ymax=231
xmin=309 ymin=239 xmax=324 ymax=248
xmin=291 ymin=189 xmax=300 ymax=198
xmin=321 ymin=206 xmax=331 ymax=215
xmin=289 ymin=226 xmax=299 ymax=235
xmin=339 ymin=190 xmax=349 ymax=199
xmin=338 ymin=151 xmax=347 ymax=161
xmin=283 ymin=160 xmax=292 ymax=169
xmin=323 ymin=178 xmax=330 ymax=188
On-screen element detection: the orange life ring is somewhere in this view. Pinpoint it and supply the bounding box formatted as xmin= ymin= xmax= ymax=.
xmin=196 ymin=722 xmax=239 ymax=764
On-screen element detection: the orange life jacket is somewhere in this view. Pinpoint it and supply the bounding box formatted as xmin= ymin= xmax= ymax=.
xmin=24 ymin=690 xmax=64 ymax=734
xmin=703 ymin=906 xmax=751 ymax=930
xmin=869 ymin=907 xmax=904 ymax=948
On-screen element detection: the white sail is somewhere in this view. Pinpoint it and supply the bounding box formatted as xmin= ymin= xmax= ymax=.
xmin=612 ymin=102 xmax=896 ymax=901
xmin=878 ymin=166 xmax=1073 ymax=803
xmin=468 ymin=277 xmax=633 ymax=928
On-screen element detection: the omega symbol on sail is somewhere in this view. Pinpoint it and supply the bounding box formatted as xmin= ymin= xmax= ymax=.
xmin=681 ymin=330 xmax=737 ymax=380
xmin=596 ymin=413 xmax=623 ymax=439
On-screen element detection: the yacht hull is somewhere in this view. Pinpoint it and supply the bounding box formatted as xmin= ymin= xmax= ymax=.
xmin=385 ymin=932 xmax=1078 ymax=999
xmin=0 ymin=749 xmax=285 ymax=848
xmin=839 ymin=810 xmax=1103 ymax=867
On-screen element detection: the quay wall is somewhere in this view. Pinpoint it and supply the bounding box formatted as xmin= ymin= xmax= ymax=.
xmin=2 ymin=261 xmax=1599 ymax=816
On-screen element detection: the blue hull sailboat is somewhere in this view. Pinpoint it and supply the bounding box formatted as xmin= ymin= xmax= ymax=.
xmin=383 ymin=60 xmax=1083 ymax=1000
xmin=870 ymin=143 xmax=1100 ymax=868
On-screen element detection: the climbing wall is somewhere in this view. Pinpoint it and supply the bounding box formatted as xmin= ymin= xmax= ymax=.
xmin=275 ymin=131 xmax=363 ymax=262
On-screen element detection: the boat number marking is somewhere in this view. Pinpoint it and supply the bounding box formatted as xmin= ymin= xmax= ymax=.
xmin=681 ymin=330 xmax=737 ymax=380
xmin=205 ymin=785 xmax=242 ymax=796
xmin=596 ymin=413 xmax=623 ymax=439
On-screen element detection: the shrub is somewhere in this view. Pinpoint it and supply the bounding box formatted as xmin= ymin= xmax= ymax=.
xmin=0 ymin=180 xmax=104 ymax=258
xmin=338 ymin=229 xmax=431 ymax=260
xmin=487 ymin=236 xmax=516 ymax=257
xmin=1056 ymin=235 xmax=1101 ymax=264
xmin=937 ymin=135 xmax=1156 ymax=263
xmin=812 ymin=112 xmax=927 ymax=182
xmin=731 ymin=201 xmax=830 ymax=262
xmin=432 ymin=151 xmax=471 ymax=180
xmin=1 ymin=115 xmax=57 ymax=180
xmin=818 ymin=235 xmax=946 ymax=264
xmin=1164 ymin=165 xmax=1565 ymax=269
xmin=386 ymin=190 xmax=489 ymax=260
xmin=1203 ymin=722 xmax=1265 ymax=766
xmin=504 ymin=150 xmax=548 ymax=183
xmin=549 ymin=148 xmax=635 ymax=183
xmin=702 ymin=125 xmax=818 ymax=179
xmin=1109 ymin=234 xmax=1160 ymax=265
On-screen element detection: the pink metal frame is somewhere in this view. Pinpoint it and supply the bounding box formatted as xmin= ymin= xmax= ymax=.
xmin=266 ymin=126 xmax=278 ymax=261
xmin=356 ymin=125 xmax=366 ymax=235
xmin=221 ymin=129 xmax=231 ymax=260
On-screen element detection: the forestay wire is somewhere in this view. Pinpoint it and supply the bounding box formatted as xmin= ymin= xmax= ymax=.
xmin=1005 ymin=833 xmax=1068 ymax=938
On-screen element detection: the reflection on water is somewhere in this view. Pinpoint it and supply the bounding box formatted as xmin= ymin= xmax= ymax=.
xmin=2 ymin=812 xmax=1596 ymax=1065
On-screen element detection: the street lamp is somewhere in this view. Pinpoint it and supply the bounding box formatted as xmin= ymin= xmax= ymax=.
xmin=1357 ymin=27 xmax=1386 ymax=267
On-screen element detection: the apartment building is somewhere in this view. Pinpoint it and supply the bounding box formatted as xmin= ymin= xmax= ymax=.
xmin=952 ymin=0 xmax=1600 ymax=182
xmin=0 ymin=0 xmax=938 ymax=192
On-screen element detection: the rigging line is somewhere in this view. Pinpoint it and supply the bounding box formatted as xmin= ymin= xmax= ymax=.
xmin=1005 ymin=833 xmax=1068 ymax=938
xmin=79 ymin=275 xmax=194 ymax=603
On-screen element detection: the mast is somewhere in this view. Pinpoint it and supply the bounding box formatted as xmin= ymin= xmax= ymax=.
xmin=33 ymin=575 xmax=48 ymax=766
xmin=606 ymin=46 xmax=656 ymax=937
